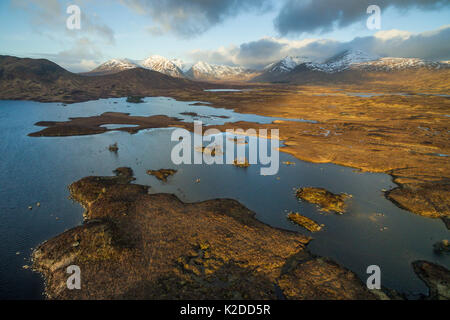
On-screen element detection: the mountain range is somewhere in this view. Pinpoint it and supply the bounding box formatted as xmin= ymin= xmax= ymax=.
xmin=1 ymin=49 xmax=449 ymax=103
xmin=0 ymin=55 xmax=207 ymax=103
xmin=87 ymin=55 xmax=257 ymax=81
xmin=87 ymin=50 xmax=450 ymax=83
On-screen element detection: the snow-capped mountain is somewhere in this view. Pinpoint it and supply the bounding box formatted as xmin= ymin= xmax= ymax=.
xmin=264 ymin=56 xmax=312 ymax=74
xmin=140 ymin=55 xmax=185 ymax=78
xmin=88 ymin=50 xmax=449 ymax=83
xmin=186 ymin=61 xmax=258 ymax=81
xmin=353 ymin=57 xmax=450 ymax=72
xmin=88 ymin=56 xmax=256 ymax=80
xmin=170 ymin=58 xmax=194 ymax=73
xmin=89 ymin=59 xmax=139 ymax=75
xmin=309 ymin=50 xmax=380 ymax=73
xmin=259 ymin=50 xmax=379 ymax=77
xmin=253 ymin=49 xmax=450 ymax=83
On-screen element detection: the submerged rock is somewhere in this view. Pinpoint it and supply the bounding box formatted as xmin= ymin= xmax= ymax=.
xmin=412 ymin=261 xmax=450 ymax=300
xmin=113 ymin=167 xmax=134 ymax=178
xmin=147 ymin=169 xmax=177 ymax=182
xmin=296 ymin=187 xmax=349 ymax=214
xmin=32 ymin=169 xmax=379 ymax=300
xmin=287 ymin=212 xmax=322 ymax=232
xmin=126 ymin=96 xmax=144 ymax=103
xmin=433 ymin=240 xmax=450 ymax=254
xmin=112 ymin=167 xmax=136 ymax=184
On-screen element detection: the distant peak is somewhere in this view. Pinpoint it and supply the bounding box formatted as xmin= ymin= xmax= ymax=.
xmin=90 ymin=58 xmax=138 ymax=74
xmin=264 ymin=55 xmax=311 ymax=73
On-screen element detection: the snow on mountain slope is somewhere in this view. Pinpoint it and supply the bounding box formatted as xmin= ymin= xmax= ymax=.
xmin=353 ymin=57 xmax=450 ymax=71
xmin=186 ymin=61 xmax=258 ymax=80
xmin=259 ymin=50 xmax=378 ymax=76
xmin=141 ymin=55 xmax=185 ymax=78
xmin=89 ymin=51 xmax=449 ymax=82
xmin=89 ymin=59 xmax=138 ymax=74
xmin=264 ymin=56 xmax=312 ymax=73
xmin=171 ymin=58 xmax=193 ymax=73
xmin=309 ymin=50 xmax=379 ymax=73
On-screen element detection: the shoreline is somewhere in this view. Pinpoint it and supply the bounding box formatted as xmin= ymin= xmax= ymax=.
xmin=31 ymin=168 xmax=393 ymax=300
xmin=22 ymin=91 xmax=449 ymax=227
xmin=4 ymin=87 xmax=445 ymax=298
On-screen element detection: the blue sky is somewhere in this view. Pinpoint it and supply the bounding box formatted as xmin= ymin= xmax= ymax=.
xmin=0 ymin=0 xmax=449 ymax=71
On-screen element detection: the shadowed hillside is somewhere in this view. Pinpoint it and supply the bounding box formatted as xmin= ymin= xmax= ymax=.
xmin=0 ymin=55 xmax=211 ymax=103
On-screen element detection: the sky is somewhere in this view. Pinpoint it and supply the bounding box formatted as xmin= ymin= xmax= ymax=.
xmin=0 ymin=0 xmax=449 ymax=72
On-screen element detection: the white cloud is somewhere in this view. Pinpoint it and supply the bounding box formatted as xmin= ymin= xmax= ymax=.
xmin=374 ymin=30 xmax=412 ymax=40
xmin=188 ymin=25 xmax=450 ymax=69
xmin=33 ymin=38 xmax=104 ymax=72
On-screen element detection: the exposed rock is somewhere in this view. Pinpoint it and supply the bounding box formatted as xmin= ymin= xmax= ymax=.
xmin=108 ymin=143 xmax=119 ymax=153
xmin=233 ymin=158 xmax=250 ymax=168
xmin=296 ymin=187 xmax=349 ymax=214
xmin=32 ymin=170 xmax=378 ymax=300
xmin=146 ymin=169 xmax=177 ymax=182
xmin=287 ymin=212 xmax=322 ymax=232
xmin=412 ymin=261 xmax=450 ymax=300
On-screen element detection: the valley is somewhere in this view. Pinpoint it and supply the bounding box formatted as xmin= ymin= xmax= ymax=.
xmin=0 ymin=54 xmax=448 ymax=300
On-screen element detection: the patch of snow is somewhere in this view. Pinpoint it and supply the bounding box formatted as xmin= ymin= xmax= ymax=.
xmin=140 ymin=55 xmax=185 ymax=77
xmin=92 ymin=59 xmax=138 ymax=73
xmin=188 ymin=61 xmax=254 ymax=79
xmin=264 ymin=56 xmax=312 ymax=73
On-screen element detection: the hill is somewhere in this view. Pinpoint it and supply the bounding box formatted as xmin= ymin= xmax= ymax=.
xmin=0 ymin=55 xmax=208 ymax=103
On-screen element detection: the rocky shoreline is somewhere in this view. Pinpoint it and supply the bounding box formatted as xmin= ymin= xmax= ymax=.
xmin=32 ymin=168 xmax=450 ymax=299
xmin=32 ymin=168 xmax=386 ymax=300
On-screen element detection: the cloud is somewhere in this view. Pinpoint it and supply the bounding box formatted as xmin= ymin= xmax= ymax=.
xmin=120 ymin=0 xmax=271 ymax=37
xmin=188 ymin=37 xmax=341 ymax=69
xmin=362 ymin=25 xmax=450 ymax=60
xmin=188 ymin=25 xmax=450 ymax=69
xmin=33 ymin=38 xmax=104 ymax=72
xmin=274 ymin=0 xmax=450 ymax=35
xmin=10 ymin=0 xmax=115 ymax=71
xmin=11 ymin=0 xmax=115 ymax=44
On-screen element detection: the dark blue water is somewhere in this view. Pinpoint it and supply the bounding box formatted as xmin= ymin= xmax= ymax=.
xmin=0 ymin=98 xmax=448 ymax=299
